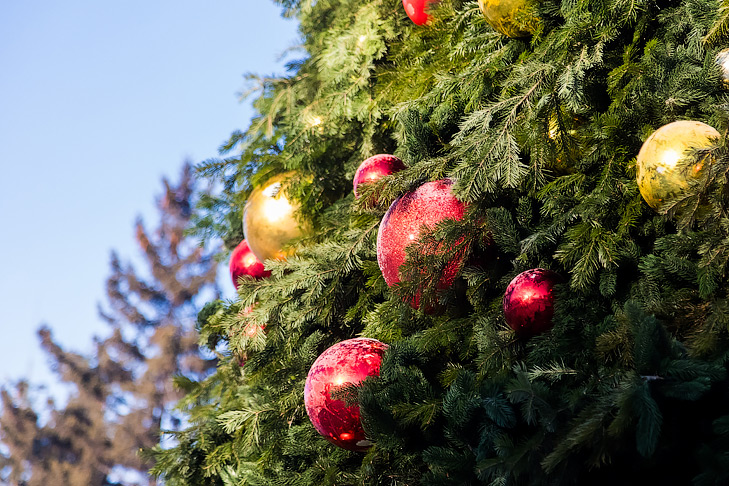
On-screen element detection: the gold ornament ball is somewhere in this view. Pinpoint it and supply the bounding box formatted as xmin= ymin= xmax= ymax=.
xmin=477 ymin=0 xmax=539 ymax=38
xmin=547 ymin=112 xmax=582 ymax=174
xmin=636 ymin=120 xmax=719 ymax=211
xmin=716 ymin=48 xmax=729 ymax=87
xmin=243 ymin=171 xmax=310 ymax=262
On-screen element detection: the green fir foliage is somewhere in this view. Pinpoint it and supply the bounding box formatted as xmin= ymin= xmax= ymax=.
xmin=151 ymin=0 xmax=729 ymax=483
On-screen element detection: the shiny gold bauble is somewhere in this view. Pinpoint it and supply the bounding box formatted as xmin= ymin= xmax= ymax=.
xmin=477 ymin=0 xmax=539 ymax=38
xmin=716 ymin=48 xmax=729 ymax=87
xmin=636 ymin=120 xmax=719 ymax=211
xmin=243 ymin=171 xmax=310 ymax=262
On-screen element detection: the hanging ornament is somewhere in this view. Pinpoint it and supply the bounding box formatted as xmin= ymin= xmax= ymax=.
xmin=547 ymin=112 xmax=582 ymax=174
xmin=232 ymin=305 xmax=267 ymax=367
xmin=716 ymin=48 xmax=729 ymax=87
xmin=304 ymin=338 xmax=388 ymax=452
xmin=230 ymin=306 xmax=263 ymax=367
xmin=477 ymin=0 xmax=539 ymax=38
xmin=503 ymin=268 xmax=561 ymax=337
xmin=636 ymin=120 xmax=719 ymax=211
xmin=376 ymin=179 xmax=468 ymax=309
xmin=353 ymin=154 xmax=406 ymax=199
xmin=243 ymin=171 xmax=311 ymax=262
xmin=229 ymin=239 xmax=271 ymax=288
xmin=242 ymin=320 xmax=265 ymax=338
xmin=238 ymin=305 xmax=266 ymax=338
xmin=403 ymin=0 xmax=437 ymax=25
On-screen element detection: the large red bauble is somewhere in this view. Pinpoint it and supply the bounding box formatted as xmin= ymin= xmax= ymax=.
xmin=353 ymin=154 xmax=406 ymax=199
xmin=376 ymin=179 xmax=467 ymax=308
xmin=229 ymin=239 xmax=271 ymax=288
xmin=403 ymin=0 xmax=438 ymax=25
xmin=503 ymin=268 xmax=562 ymax=337
xmin=304 ymin=338 xmax=388 ymax=452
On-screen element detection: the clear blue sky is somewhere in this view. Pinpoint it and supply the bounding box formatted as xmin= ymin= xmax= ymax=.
xmin=0 ymin=1 xmax=299 ymax=396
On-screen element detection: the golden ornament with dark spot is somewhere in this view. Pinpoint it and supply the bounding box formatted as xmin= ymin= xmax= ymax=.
xmin=477 ymin=0 xmax=539 ymax=38
xmin=636 ymin=120 xmax=719 ymax=211
xmin=243 ymin=171 xmax=311 ymax=262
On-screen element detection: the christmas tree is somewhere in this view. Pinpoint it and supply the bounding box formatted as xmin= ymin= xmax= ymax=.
xmin=149 ymin=0 xmax=729 ymax=484
xmin=0 ymin=164 xmax=219 ymax=485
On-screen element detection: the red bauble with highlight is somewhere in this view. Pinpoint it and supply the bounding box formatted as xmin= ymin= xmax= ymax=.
xmin=304 ymin=338 xmax=388 ymax=452
xmin=403 ymin=0 xmax=437 ymax=25
xmin=229 ymin=239 xmax=271 ymax=288
xmin=233 ymin=305 xmax=266 ymax=368
xmin=376 ymin=179 xmax=467 ymax=309
xmin=240 ymin=305 xmax=266 ymax=338
xmin=353 ymin=154 xmax=406 ymax=199
xmin=503 ymin=268 xmax=562 ymax=337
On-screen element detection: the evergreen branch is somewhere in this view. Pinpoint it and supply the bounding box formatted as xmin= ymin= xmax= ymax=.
xmin=218 ymin=407 xmax=272 ymax=446
xmin=526 ymin=362 xmax=578 ymax=382
xmin=704 ymin=1 xmax=729 ymax=46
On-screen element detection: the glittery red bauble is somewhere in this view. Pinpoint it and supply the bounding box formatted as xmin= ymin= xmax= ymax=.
xmin=304 ymin=338 xmax=388 ymax=452
xmin=503 ymin=268 xmax=562 ymax=337
xmin=403 ymin=0 xmax=438 ymax=25
xmin=353 ymin=154 xmax=406 ymax=199
xmin=229 ymin=239 xmax=271 ymax=288
xmin=376 ymin=179 xmax=467 ymax=308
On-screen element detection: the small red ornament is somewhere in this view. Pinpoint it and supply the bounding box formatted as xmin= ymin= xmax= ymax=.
xmin=233 ymin=305 xmax=266 ymax=367
xmin=503 ymin=268 xmax=562 ymax=337
xmin=304 ymin=338 xmax=388 ymax=452
xmin=239 ymin=305 xmax=266 ymax=337
xmin=229 ymin=239 xmax=271 ymax=288
xmin=353 ymin=154 xmax=406 ymax=199
xmin=376 ymin=179 xmax=467 ymax=309
xmin=403 ymin=0 xmax=438 ymax=25
xmin=243 ymin=321 xmax=264 ymax=337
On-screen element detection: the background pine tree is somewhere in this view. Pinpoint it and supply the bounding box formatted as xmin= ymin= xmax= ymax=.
xmin=138 ymin=0 xmax=729 ymax=484
xmin=0 ymin=164 xmax=219 ymax=486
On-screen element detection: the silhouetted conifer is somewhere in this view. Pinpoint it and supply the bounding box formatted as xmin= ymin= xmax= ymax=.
xmin=0 ymin=164 xmax=218 ymax=486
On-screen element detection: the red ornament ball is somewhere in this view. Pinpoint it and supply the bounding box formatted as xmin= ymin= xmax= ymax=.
xmin=239 ymin=305 xmax=266 ymax=338
xmin=229 ymin=239 xmax=271 ymax=288
xmin=243 ymin=321 xmax=264 ymax=337
xmin=233 ymin=305 xmax=266 ymax=368
xmin=353 ymin=154 xmax=406 ymax=199
xmin=503 ymin=268 xmax=562 ymax=337
xmin=403 ymin=0 xmax=438 ymax=25
xmin=304 ymin=338 xmax=388 ymax=452
xmin=376 ymin=179 xmax=467 ymax=308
